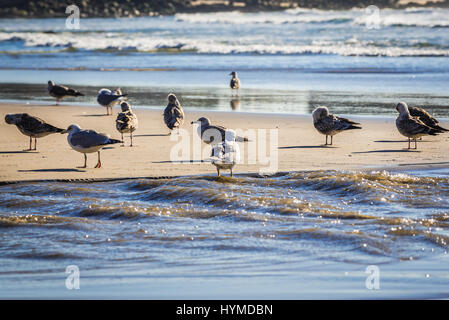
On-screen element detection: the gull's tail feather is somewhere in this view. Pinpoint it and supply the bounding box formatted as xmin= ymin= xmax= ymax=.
xmin=67 ymin=89 xmax=84 ymax=97
xmin=236 ymin=136 xmax=250 ymax=142
xmin=434 ymin=124 xmax=449 ymax=132
xmin=347 ymin=125 xmax=362 ymax=130
xmin=107 ymin=138 xmax=123 ymax=145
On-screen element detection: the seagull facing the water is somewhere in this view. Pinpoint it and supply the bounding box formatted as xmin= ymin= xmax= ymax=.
xmin=47 ymin=80 xmax=84 ymax=105
xmin=395 ymin=102 xmax=441 ymax=149
xmin=5 ymin=113 xmax=63 ymax=150
xmin=191 ymin=117 xmax=249 ymax=144
xmin=163 ymin=93 xmax=184 ymax=134
xmin=312 ymin=106 xmax=362 ymax=145
xmin=97 ymin=88 xmax=128 ymax=115
xmin=116 ymin=101 xmax=138 ymax=146
xmin=229 ymin=71 xmax=240 ymax=96
xmin=61 ymin=124 xmax=122 ymax=168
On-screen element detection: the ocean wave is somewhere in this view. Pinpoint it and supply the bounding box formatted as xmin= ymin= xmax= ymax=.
xmin=1 ymin=32 xmax=449 ymax=57
xmin=174 ymin=10 xmax=354 ymax=24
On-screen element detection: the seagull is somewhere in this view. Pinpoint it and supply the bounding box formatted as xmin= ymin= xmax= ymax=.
xmin=61 ymin=124 xmax=122 ymax=168
xmin=47 ymin=80 xmax=84 ymax=105
xmin=406 ymin=105 xmax=448 ymax=133
xmin=163 ymin=93 xmax=184 ymax=134
xmin=395 ymin=102 xmax=441 ymax=149
xmin=191 ymin=117 xmax=249 ymax=144
xmin=5 ymin=113 xmax=63 ymax=150
xmin=229 ymin=71 xmax=240 ymax=96
xmin=210 ymin=129 xmax=240 ymax=177
xmin=97 ymin=88 xmax=128 ymax=115
xmin=116 ymin=101 xmax=138 ymax=147
xmin=312 ymin=106 xmax=362 ymax=145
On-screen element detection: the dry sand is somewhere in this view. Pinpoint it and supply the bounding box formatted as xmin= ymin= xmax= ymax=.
xmin=1 ymin=102 xmax=449 ymax=182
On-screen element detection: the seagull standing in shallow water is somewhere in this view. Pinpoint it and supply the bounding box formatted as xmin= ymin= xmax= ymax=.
xmin=312 ymin=106 xmax=362 ymax=146
xmin=61 ymin=124 xmax=122 ymax=168
xmin=229 ymin=71 xmax=240 ymax=96
xmin=5 ymin=113 xmax=63 ymax=150
xmin=395 ymin=102 xmax=441 ymax=149
xmin=47 ymin=80 xmax=84 ymax=105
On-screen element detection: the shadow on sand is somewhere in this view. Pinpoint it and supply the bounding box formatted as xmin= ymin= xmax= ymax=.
xmin=18 ymin=168 xmax=86 ymax=173
xmin=0 ymin=151 xmax=39 ymax=154
xmin=279 ymin=145 xmax=337 ymax=149
xmin=352 ymin=149 xmax=421 ymax=154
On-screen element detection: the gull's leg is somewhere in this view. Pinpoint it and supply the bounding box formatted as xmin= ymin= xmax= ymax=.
xmin=130 ymin=132 xmax=133 ymax=147
xmin=81 ymin=153 xmax=87 ymax=168
xmin=230 ymin=168 xmax=233 ymax=177
xmin=408 ymin=138 xmax=411 ymax=149
xmin=121 ymin=133 xmax=124 ymax=147
xmin=56 ymin=98 xmax=59 ymax=106
xmin=28 ymin=136 xmax=32 ymax=150
xmin=217 ymin=167 xmax=220 ymax=177
xmin=325 ymin=135 xmax=328 ymax=145
xmin=414 ymin=138 xmax=418 ymax=150
xmin=34 ymin=138 xmax=37 ymax=150
xmin=330 ymin=135 xmax=333 ymax=145
xmin=94 ymin=151 xmax=101 ymax=168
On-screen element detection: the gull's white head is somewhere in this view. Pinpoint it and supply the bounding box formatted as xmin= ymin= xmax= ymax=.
xmin=312 ymin=106 xmax=329 ymax=122
xmin=191 ymin=117 xmax=210 ymax=127
xmin=225 ymin=129 xmax=236 ymax=142
xmin=61 ymin=124 xmax=81 ymax=134
xmin=98 ymin=88 xmax=111 ymax=95
xmin=47 ymin=80 xmax=55 ymax=87
xmin=396 ymin=102 xmax=409 ymax=115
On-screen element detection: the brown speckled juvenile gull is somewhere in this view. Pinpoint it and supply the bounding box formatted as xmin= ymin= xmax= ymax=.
xmin=312 ymin=106 xmax=361 ymax=145
xmin=61 ymin=124 xmax=122 ymax=168
xmin=163 ymin=93 xmax=184 ymax=134
xmin=47 ymin=80 xmax=84 ymax=105
xmin=5 ymin=113 xmax=63 ymax=150
xmin=116 ymin=101 xmax=138 ymax=146
xmin=395 ymin=102 xmax=441 ymax=149
xmin=405 ymin=104 xmax=448 ymax=133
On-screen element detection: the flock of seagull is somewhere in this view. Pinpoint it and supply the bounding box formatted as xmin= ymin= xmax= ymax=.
xmin=4 ymin=71 xmax=449 ymax=176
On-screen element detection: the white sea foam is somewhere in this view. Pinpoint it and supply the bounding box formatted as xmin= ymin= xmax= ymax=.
xmin=0 ymin=8 xmax=448 ymax=57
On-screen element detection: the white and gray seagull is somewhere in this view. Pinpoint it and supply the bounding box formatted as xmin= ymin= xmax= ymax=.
xmin=97 ymin=88 xmax=128 ymax=115
xmin=191 ymin=117 xmax=249 ymax=144
xmin=61 ymin=124 xmax=122 ymax=168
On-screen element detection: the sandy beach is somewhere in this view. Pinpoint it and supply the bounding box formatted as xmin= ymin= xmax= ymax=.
xmin=1 ymin=102 xmax=449 ymax=183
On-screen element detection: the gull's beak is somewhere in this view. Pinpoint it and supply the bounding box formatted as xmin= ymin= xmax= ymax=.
xmin=60 ymin=129 xmax=68 ymax=134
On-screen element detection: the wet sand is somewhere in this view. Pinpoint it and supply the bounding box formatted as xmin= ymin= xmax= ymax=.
xmin=1 ymin=102 xmax=449 ymax=182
